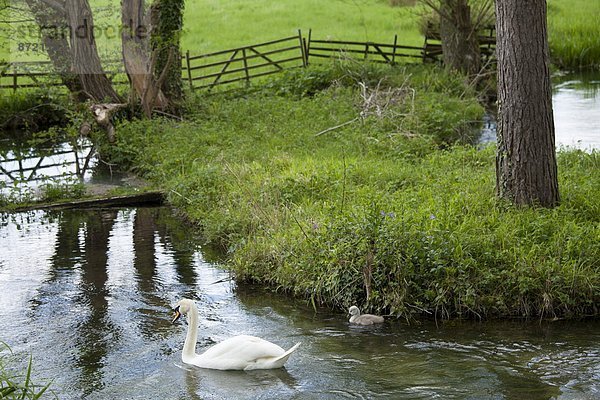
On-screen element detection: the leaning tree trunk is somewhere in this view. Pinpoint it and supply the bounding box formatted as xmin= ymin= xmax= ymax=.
xmin=439 ymin=0 xmax=481 ymax=75
xmin=64 ymin=0 xmax=121 ymax=102
xmin=24 ymin=0 xmax=86 ymax=100
xmin=495 ymin=0 xmax=559 ymax=207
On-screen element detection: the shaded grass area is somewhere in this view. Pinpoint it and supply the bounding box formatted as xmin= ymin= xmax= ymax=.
xmin=104 ymin=62 xmax=599 ymax=319
xmin=0 ymin=91 xmax=70 ymax=132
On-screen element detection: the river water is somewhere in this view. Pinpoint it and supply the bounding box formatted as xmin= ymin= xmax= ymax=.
xmin=1 ymin=72 xmax=599 ymax=399
xmin=0 ymin=207 xmax=598 ymax=399
xmin=480 ymin=71 xmax=600 ymax=150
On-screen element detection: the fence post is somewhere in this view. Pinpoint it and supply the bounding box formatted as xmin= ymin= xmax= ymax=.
xmin=242 ymin=48 xmax=250 ymax=86
xmin=305 ymin=29 xmax=312 ymax=66
xmin=392 ymin=34 xmax=398 ymax=65
xmin=298 ymin=29 xmax=307 ymax=67
xmin=364 ymin=43 xmax=369 ymax=60
xmin=13 ymin=63 xmax=17 ymax=93
xmin=185 ymin=50 xmax=193 ymax=91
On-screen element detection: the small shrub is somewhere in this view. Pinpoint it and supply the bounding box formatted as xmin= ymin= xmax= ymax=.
xmin=39 ymin=181 xmax=86 ymax=203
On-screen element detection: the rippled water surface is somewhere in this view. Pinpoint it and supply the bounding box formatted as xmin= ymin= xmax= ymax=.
xmin=0 ymin=208 xmax=598 ymax=399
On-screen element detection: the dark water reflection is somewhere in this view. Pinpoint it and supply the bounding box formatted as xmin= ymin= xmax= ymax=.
xmin=0 ymin=207 xmax=598 ymax=399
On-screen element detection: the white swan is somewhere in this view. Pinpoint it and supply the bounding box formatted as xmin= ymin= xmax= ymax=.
xmin=172 ymin=299 xmax=301 ymax=370
xmin=348 ymin=305 xmax=384 ymax=325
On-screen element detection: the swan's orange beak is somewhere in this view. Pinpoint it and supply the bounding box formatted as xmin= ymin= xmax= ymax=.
xmin=172 ymin=306 xmax=181 ymax=324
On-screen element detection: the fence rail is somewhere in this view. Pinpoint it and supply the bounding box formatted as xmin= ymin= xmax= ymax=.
xmin=0 ymin=60 xmax=129 ymax=91
xmin=307 ymin=33 xmax=424 ymax=64
xmin=1 ymin=28 xmax=496 ymax=93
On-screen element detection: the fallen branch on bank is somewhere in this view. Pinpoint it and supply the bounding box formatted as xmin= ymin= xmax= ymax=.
xmin=314 ymin=79 xmax=415 ymax=137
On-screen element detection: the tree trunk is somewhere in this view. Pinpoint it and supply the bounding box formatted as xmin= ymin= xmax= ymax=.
xmin=121 ymin=0 xmax=169 ymax=117
xmin=495 ymin=0 xmax=559 ymax=207
xmin=64 ymin=0 xmax=121 ymax=102
xmin=150 ymin=0 xmax=184 ymax=104
xmin=24 ymin=0 xmax=86 ymax=100
xmin=439 ymin=0 xmax=481 ymax=75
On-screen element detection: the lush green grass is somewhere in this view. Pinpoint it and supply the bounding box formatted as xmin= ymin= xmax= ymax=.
xmin=548 ymin=0 xmax=600 ymax=69
xmin=102 ymin=62 xmax=599 ymax=319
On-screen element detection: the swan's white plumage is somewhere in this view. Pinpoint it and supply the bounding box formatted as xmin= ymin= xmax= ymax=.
xmin=173 ymin=299 xmax=300 ymax=370
xmin=348 ymin=305 xmax=384 ymax=325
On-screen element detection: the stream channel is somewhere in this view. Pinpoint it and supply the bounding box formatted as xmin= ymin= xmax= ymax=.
xmin=0 ymin=72 xmax=599 ymax=399
xmin=0 ymin=207 xmax=599 ymax=400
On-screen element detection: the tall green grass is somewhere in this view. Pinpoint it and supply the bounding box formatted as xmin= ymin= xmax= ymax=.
xmin=548 ymin=0 xmax=600 ymax=69
xmin=103 ymin=62 xmax=599 ymax=319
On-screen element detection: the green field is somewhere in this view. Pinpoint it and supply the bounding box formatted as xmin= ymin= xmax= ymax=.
xmin=2 ymin=0 xmax=599 ymax=68
xmin=0 ymin=0 xmax=423 ymax=63
xmin=181 ymin=0 xmax=423 ymax=53
xmin=547 ymin=0 xmax=600 ymax=69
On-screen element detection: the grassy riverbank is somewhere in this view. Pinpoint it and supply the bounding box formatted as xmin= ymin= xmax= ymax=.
xmin=102 ymin=62 xmax=599 ymax=319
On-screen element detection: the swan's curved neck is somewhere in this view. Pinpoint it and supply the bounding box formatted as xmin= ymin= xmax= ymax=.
xmin=183 ymin=303 xmax=199 ymax=359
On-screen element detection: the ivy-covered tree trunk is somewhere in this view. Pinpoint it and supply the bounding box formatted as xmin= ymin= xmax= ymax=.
xmin=495 ymin=0 xmax=559 ymax=207
xmin=23 ymin=0 xmax=182 ymax=117
xmin=150 ymin=0 xmax=184 ymax=104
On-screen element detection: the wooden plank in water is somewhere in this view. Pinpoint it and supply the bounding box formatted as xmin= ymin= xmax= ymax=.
xmin=11 ymin=191 xmax=165 ymax=212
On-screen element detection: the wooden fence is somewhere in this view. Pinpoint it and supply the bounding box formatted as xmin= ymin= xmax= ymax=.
xmin=0 ymin=61 xmax=61 ymax=90
xmin=184 ymin=29 xmax=426 ymax=91
xmin=1 ymin=28 xmax=496 ymax=93
xmin=306 ymin=31 xmax=423 ymax=64
xmin=185 ymin=31 xmax=307 ymax=91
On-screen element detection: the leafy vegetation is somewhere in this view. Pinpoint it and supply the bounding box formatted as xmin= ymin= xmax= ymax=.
xmin=0 ymin=91 xmax=70 ymax=132
xmin=101 ymin=62 xmax=599 ymax=319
